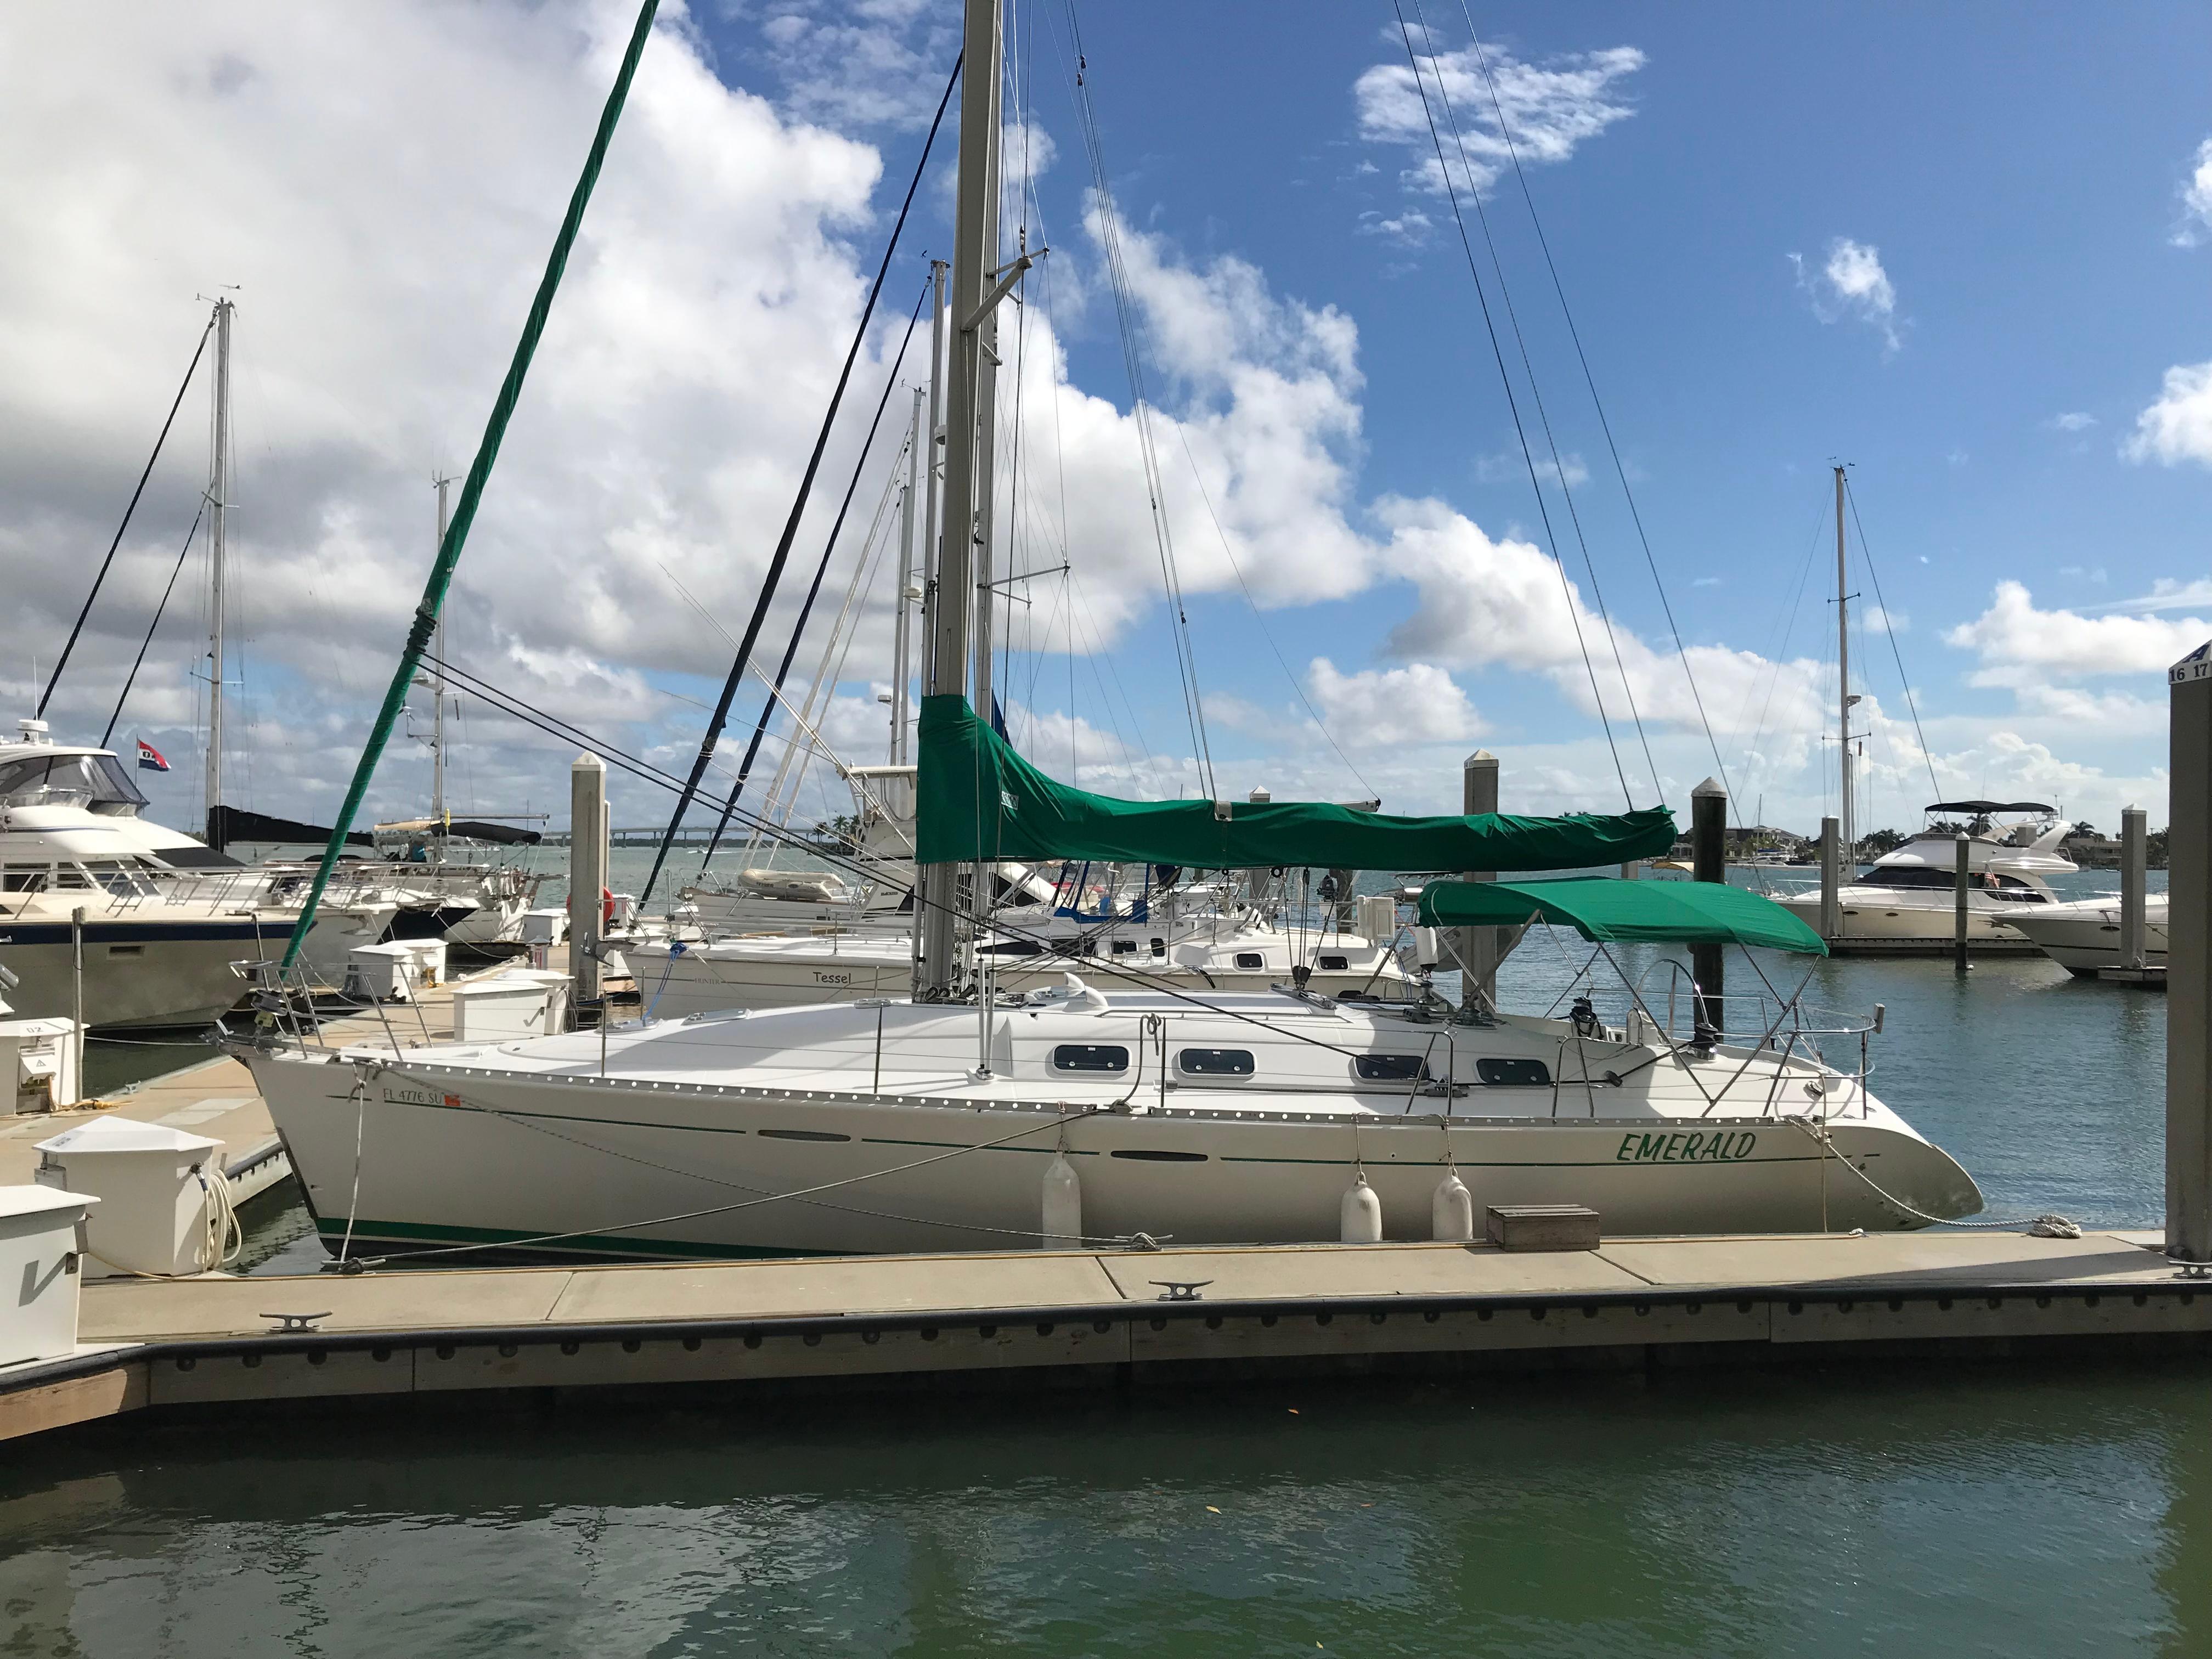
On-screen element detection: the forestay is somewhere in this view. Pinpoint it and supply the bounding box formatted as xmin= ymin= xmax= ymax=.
xmin=917 ymin=695 xmax=1677 ymax=870
xmin=1417 ymin=876 xmax=1829 ymax=955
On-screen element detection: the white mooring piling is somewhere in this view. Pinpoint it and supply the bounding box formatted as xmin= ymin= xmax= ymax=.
xmin=1954 ymin=832 xmax=1972 ymax=974
xmin=2168 ymin=644 xmax=2211 ymax=1262
xmin=2121 ymin=804 xmax=2148 ymax=972
xmin=569 ymin=752 xmax=609 ymax=1012
xmin=1458 ymin=750 xmax=1500 ymax=1015
xmin=1819 ymin=814 xmax=1842 ymax=942
xmin=1691 ymin=778 xmax=1726 ymax=1034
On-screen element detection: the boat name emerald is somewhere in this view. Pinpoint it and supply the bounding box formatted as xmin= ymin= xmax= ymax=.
xmin=1615 ymin=1130 xmax=1757 ymax=1164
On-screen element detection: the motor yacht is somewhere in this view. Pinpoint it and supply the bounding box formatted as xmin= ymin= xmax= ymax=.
xmin=2003 ymin=891 xmax=2169 ymax=976
xmin=1772 ymin=802 xmax=2074 ymax=946
xmin=0 ymin=720 xmax=396 ymax=1025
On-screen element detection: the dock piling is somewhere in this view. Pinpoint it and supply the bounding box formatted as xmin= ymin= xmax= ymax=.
xmin=1954 ymin=833 xmax=1972 ymax=974
xmin=1691 ymin=778 xmax=1726 ymax=1035
xmin=2121 ymin=804 xmax=2148 ymax=971
xmin=569 ymin=752 xmax=608 ymax=1013
xmin=1458 ymin=751 xmax=1499 ymax=1014
xmin=1819 ymin=815 xmax=1841 ymax=941
xmin=2168 ymin=642 xmax=2212 ymax=1261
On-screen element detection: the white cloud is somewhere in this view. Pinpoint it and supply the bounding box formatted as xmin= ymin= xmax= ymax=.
xmin=2049 ymin=411 xmax=2096 ymax=432
xmin=1355 ymin=210 xmax=1432 ymax=245
xmin=2173 ymin=137 xmax=2212 ymax=248
xmin=1474 ymin=449 xmax=1588 ymax=488
xmin=1790 ymin=237 xmax=1900 ymax=352
xmin=2123 ymin=360 xmax=2212 ymax=468
xmin=1944 ymin=580 xmax=2211 ymax=687
xmin=2100 ymin=576 xmax=2212 ymax=614
xmin=1353 ymin=38 xmax=1643 ymax=201
xmin=1305 ymin=658 xmax=1481 ymax=748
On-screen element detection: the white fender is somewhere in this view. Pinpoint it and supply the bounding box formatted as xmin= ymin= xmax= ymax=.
xmin=1340 ymin=1172 xmax=1383 ymax=1244
xmin=1041 ymin=1150 xmax=1084 ymax=1248
xmin=1431 ymin=1171 xmax=1474 ymax=1242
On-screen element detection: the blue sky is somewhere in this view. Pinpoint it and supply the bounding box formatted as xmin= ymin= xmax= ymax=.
xmin=685 ymin=0 xmax=2212 ymax=828
xmin=6 ymin=1 xmax=2210 ymax=840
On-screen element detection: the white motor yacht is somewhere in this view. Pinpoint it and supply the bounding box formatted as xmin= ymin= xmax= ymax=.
xmin=2004 ymin=892 xmax=2169 ymax=976
xmin=1773 ymin=802 xmax=2074 ymax=946
xmin=0 ymin=720 xmax=396 ymax=1025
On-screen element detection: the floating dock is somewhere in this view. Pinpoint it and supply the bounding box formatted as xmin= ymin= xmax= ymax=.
xmin=5 ymin=1228 xmax=2203 ymax=1443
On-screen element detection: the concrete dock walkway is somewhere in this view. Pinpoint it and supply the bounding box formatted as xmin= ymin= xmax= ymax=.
xmin=5 ymin=1227 xmax=2202 ymax=1444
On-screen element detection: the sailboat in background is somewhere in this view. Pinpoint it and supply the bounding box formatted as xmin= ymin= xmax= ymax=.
xmin=1769 ymin=467 xmax=2073 ymax=949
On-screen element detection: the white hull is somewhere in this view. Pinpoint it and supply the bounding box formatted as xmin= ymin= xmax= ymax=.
xmin=1773 ymin=888 xmax=2042 ymax=944
xmin=245 ymin=996 xmax=1980 ymax=1260
xmin=2004 ymin=898 xmax=2170 ymax=975
xmin=0 ymin=901 xmax=389 ymax=1028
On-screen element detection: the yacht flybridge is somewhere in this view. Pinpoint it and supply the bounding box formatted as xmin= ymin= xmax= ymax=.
xmin=0 ymin=719 xmax=394 ymax=1025
xmin=1773 ymin=801 xmax=2074 ymax=946
xmin=240 ymin=0 xmax=1983 ymax=1258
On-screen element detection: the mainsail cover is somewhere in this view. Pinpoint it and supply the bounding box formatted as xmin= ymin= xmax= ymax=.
xmin=916 ymin=695 xmax=1677 ymax=870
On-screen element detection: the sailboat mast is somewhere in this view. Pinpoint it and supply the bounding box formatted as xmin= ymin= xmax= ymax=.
xmin=1835 ymin=463 xmax=1852 ymax=867
xmin=918 ymin=0 xmax=1004 ymax=998
xmin=890 ymin=388 xmax=922 ymax=765
xmin=432 ymin=475 xmax=452 ymax=845
xmin=204 ymin=297 xmax=233 ymax=851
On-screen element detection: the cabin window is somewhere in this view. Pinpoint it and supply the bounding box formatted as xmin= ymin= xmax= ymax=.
xmin=1353 ymin=1054 xmax=1428 ymax=1082
xmin=1052 ymin=1044 xmax=1129 ymax=1073
xmin=1179 ymin=1047 xmax=1256 ymax=1076
xmin=978 ymin=939 xmax=1045 ymax=957
xmin=1233 ymin=951 xmax=1265 ymax=970
xmin=1110 ymin=939 xmax=1138 ymax=955
xmin=1150 ymin=937 xmax=1166 ymax=956
xmin=1317 ymin=953 xmax=1349 ymax=972
xmin=1477 ymin=1058 xmax=1551 ymax=1087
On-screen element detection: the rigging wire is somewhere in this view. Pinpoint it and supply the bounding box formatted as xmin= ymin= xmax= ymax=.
xmin=1458 ymin=3 xmax=1741 ymax=819
xmin=1842 ymin=472 xmax=1944 ymax=805
xmin=640 ymin=50 xmax=960 ymax=911
xmin=1414 ymin=0 xmax=1657 ymax=801
xmin=412 ymin=648 xmax=1392 ymax=1064
xmin=39 ymin=309 xmax=216 ymax=720
xmin=1056 ymin=0 xmax=1215 ymax=797
xmin=101 ymin=500 xmax=205 ymax=748
xmin=696 ymin=278 xmax=932 ymax=868
xmin=1388 ymin=1 xmax=1632 ymax=807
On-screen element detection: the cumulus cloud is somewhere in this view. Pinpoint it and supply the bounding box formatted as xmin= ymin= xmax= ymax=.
xmin=2173 ymin=137 xmax=2212 ymax=248
xmin=1944 ymin=580 xmax=2211 ymax=688
xmin=2049 ymin=411 xmax=2096 ymax=432
xmin=1354 ymin=36 xmax=1643 ymax=201
xmin=1790 ymin=238 xmax=1900 ymax=352
xmin=2123 ymin=360 xmax=2212 ymax=468
xmin=1305 ymin=659 xmax=1481 ymax=748
xmin=2103 ymin=577 xmax=2212 ymax=615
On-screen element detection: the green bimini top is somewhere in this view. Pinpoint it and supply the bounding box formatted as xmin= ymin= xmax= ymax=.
xmin=916 ymin=695 xmax=1679 ymax=871
xmin=1415 ymin=876 xmax=1829 ymax=955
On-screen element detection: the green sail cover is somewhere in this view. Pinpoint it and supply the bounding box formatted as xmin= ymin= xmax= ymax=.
xmin=1417 ymin=876 xmax=1829 ymax=955
xmin=917 ymin=695 xmax=1678 ymax=870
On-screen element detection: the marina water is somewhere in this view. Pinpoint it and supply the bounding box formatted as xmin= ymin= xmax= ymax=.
xmin=14 ymin=861 xmax=2190 ymax=1654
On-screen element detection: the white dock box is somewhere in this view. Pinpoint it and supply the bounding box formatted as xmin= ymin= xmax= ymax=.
xmin=393 ymin=938 xmax=447 ymax=987
xmin=520 ymin=908 xmax=568 ymax=946
xmin=0 ymin=1186 xmax=98 ymax=1366
xmin=35 ymin=1116 xmax=222 ymax=1278
xmin=346 ymin=940 xmax=425 ymax=1001
xmin=452 ymin=969 xmax=572 ymax=1042
xmin=0 ymin=1015 xmax=81 ymax=1115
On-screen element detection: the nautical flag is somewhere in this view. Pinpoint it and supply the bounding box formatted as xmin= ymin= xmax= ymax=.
xmin=134 ymin=736 xmax=170 ymax=773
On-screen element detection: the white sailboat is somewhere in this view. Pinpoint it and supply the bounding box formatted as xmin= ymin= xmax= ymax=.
xmin=239 ymin=0 xmax=1982 ymax=1261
